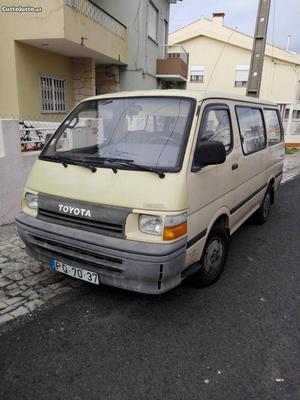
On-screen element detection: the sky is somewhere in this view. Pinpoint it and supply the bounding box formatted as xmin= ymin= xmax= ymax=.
xmin=169 ymin=0 xmax=300 ymax=54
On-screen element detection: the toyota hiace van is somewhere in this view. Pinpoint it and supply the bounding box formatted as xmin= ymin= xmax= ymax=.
xmin=16 ymin=91 xmax=284 ymax=294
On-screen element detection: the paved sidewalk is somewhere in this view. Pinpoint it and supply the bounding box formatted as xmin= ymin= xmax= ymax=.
xmin=0 ymin=152 xmax=300 ymax=327
xmin=0 ymin=225 xmax=81 ymax=326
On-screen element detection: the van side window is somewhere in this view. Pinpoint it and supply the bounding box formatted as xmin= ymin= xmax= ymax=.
xmin=199 ymin=107 xmax=232 ymax=152
xmin=236 ymin=107 xmax=266 ymax=155
xmin=264 ymin=109 xmax=282 ymax=146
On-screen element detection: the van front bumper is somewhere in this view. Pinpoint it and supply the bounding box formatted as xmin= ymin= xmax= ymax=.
xmin=15 ymin=212 xmax=187 ymax=294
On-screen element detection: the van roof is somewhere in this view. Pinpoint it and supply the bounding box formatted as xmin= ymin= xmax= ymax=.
xmin=84 ymin=90 xmax=277 ymax=106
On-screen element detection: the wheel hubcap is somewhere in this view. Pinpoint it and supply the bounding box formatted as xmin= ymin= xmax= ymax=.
xmin=203 ymin=238 xmax=224 ymax=275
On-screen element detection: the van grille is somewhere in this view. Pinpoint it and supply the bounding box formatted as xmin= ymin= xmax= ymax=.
xmin=29 ymin=234 xmax=123 ymax=273
xmin=38 ymin=208 xmax=124 ymax=237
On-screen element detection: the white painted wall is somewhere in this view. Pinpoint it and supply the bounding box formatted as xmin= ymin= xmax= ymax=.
xmin=0 ymin=120 xmax=38 ymax=225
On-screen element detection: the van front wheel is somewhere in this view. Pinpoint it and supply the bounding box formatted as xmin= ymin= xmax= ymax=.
xmin=191 ymin=225 xmax=229 ymax=287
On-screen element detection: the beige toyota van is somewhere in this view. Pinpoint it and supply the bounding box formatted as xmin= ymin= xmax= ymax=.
xmin=16 ymin=90 xmax=284 ymax=294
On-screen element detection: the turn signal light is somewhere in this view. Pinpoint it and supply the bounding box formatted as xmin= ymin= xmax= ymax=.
xmin=163 ymin=221 xmax=187 ymax=241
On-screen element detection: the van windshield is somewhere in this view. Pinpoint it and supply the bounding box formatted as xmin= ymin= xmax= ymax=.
xmin=41 ymin=97 xmax=195 ymax=172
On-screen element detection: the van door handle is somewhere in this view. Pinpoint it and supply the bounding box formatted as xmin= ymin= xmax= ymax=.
xmin=232 ymin=163 xmax=239 ymax=170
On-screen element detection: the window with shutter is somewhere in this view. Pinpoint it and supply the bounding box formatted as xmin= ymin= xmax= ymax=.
xmin=190 ymin=66 xmax=204 ymax=83
xmin=235 ymin=65 xmax=249 ymax=87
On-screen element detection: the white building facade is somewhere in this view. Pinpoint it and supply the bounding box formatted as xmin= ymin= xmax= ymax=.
xmin=169 ymin=13 xmax=300 ymax=144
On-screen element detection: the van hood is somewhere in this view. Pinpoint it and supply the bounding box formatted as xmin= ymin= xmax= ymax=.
xmin=26 ymin=160 xmax=187 ymax=211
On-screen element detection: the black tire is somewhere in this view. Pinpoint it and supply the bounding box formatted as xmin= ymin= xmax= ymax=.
xmin=191 ymin=224 xmax=229 ymax=288
xmin=254 ymin=186 xmax=272 ymax=225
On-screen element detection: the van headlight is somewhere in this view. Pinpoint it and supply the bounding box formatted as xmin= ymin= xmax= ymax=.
xmin=139 ymin=215 xmax=163 ymax=236
xmin=25 ymin=193 xmax=38 ymax=210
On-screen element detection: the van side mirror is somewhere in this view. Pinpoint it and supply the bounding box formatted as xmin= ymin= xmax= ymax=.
xmin=192 ymin=141 xmax=226 ymax=171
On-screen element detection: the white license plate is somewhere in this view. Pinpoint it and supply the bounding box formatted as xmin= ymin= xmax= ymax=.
xmin=50 ymin=259 xmax=99 ymax=285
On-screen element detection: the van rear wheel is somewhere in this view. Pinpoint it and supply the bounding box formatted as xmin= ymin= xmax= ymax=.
xmin=191 ymin=225 xmax=229 ymax=288
xmin=254 ymin=186 xmax=272 ymax=225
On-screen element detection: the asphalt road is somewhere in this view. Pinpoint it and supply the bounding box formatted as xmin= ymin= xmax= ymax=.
xmin=0 ymin=177 xmax=299 ymax=400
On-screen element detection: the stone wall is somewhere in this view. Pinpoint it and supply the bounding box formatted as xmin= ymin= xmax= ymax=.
xmin=71 ymin=58 xmax=96 ymax=105
xmin=71 ymin=59 xmax=120 ymax=100
xmin=96 ymin=65 xmax=120 ymax=95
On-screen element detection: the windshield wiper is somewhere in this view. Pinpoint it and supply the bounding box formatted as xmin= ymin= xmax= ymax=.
xmin=40 ymin=155 xmax=97 ymax=173
xmin=81 ymin=157 xmax=134 ymax=174
xmin=110 ymin=160 xmax=166 ymax=179
xmin=83 ymin=157 xmax=166 ymax=178
xmin=41 ymin=155 xmax=165 ymax=178
xmin=83 ymin=157 xmax=134 ymax=163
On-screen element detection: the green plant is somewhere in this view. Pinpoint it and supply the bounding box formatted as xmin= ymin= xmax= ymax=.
xmin=285 ymin=147 xmax=299 ymax=155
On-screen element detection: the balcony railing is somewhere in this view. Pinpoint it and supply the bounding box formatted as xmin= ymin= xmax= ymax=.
xmin=65 ymin=0 xmax=127 ymax=40
xmin=158 ymin=45 xmax=189 ymax=64
xmin=156 ymin=45 xmax=188 ymax=81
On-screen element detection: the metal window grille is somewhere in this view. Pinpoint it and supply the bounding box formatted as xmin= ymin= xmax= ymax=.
xmin=41 ymin=76 xmax=66 ymax=113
